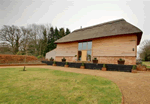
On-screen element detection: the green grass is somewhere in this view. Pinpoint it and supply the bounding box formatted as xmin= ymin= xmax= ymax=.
xmin=142 ymin=61 xmax=150 ymax=67
xmin=0 ymin=68 xmax=122 ymax=104
xmin=147 ymin=66 xmax=150 ymax=68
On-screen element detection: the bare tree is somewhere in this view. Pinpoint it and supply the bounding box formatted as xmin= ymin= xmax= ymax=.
xmin=138 ymin=40 xmax=150 ymax=61
xmin=0 ymin=25 xmax=23 ymax=54
xmin=20 ymin=26 xmax=32 ymax=54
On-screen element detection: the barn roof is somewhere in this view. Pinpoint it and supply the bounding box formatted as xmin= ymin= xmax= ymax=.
xmin=55 ymin=19 xmax=142 ymax=45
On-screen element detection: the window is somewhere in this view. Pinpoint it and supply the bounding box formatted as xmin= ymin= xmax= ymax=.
xmin=78 ymin=43 xmax=82 ymax=50
xmin=78 ymin=41 xmax=92 ymax=50
xmin=87 ymin=41 xmax=92 ymax=50
xmin=87 ymin=50 xmax=91 ymax=61
xmin=78 ymin=41 xmax=92 ymax=61
xmin=82 ymin=42 xmax=87 ymax=50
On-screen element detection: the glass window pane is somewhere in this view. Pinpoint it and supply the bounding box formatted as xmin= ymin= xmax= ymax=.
xmin=82 ymin=42 xmax=87 ymax=50
xmin=78 ymin=43 xmax=82 ymax=50
xmin=87 ymin=51 xmax=91 ymax=61
xmin=88 ymin=41 xmax=92 ymax=50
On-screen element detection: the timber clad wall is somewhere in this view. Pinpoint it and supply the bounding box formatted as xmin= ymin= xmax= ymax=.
xmin=55 ymin=42 xmax=78 ymax=56
xmin=55 ymin=42 xmax=78 ymax=62
xmin=55 ymin=56 xmax=75 ymax=62
xmin=92 ymin=34 xmax=137 ymax=57
xmin=45 ymin=49 xmax=56 ymax=60
xmin=55 ymin=34 xmax=137 ymax=65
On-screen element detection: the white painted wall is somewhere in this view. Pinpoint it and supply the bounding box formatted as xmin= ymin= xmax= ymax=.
xmin=45 ymin=49 xmax=56 ymax=60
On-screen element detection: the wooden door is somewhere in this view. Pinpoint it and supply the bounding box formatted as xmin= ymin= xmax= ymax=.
xmin=81 ymin=50 xmax=87 ymax=61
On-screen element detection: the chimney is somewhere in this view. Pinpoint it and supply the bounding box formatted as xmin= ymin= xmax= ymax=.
xmin=80 ymin=26 xmax=82 ymax=29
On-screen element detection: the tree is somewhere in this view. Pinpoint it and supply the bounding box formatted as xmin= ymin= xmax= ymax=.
xmin=48 ymin=27 xmax=54 ymax=41
xmin=54 ymin=27 xmax=59 ymax=40
xmin=42 ymin=29 xmax=48 ymax=56
xmin=0 ymin=42 xmax=12 ymax=54
xmin=20 ymin=26 xmax=32 ymax=55
xmin=139 ymin=40 xmax=150 ymax=61
xmin=65 ymin=28 xmax=71 ymax=35
xmin=0 ymin=24 xmax=71 ymax=57
xmin=0 ymin=25 xmax=22 ymax=54
xmin=59 ymin=28 xmax=65 ymax=37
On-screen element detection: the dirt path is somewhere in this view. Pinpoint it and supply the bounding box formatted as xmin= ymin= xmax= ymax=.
xmin=1 ymin=65 xmax=150 ymax=104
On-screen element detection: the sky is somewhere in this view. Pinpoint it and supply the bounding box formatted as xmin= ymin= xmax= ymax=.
xmin=0 ymin=0 xmax=150 ymax=56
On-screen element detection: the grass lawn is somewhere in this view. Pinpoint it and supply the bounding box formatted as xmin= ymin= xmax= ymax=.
xmin=0 ymin=68 xmax=122 ymax=104
xmin=142 ymin=61 xmax=150 ymax=67
xmin=147 ymin=66 xmax=150 ymax=68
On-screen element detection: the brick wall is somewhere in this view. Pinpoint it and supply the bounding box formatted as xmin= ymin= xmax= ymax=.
xmin=55 ymin=56 xmax=75 ymax=62
xmin=96 ymin=56 xmax=136 ymax=65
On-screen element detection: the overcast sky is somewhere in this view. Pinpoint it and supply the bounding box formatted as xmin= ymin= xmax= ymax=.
xmin=0 ymin=0 xmax=150 ymax=53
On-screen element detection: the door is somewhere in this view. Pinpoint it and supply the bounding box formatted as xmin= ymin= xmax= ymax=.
xmin=81 ymin=50 xmax=87 ymax=61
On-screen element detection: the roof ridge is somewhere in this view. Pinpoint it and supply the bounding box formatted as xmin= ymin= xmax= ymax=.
xmin=73 ymin=18 xmax=126 ymax=32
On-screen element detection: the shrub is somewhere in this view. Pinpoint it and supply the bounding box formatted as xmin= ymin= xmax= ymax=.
xmin=81 ymin=62 xmax=84 ymax=66
xmin=142 ymin=64 xmax=147 ymax=67
xmin=37 ymin=55 xmax=42 ymax=59
xmin=62 ymin=57 xmax=66 ymax=60
xmin=65 ymin=62 xmax=68 ymax=65
xmin=74 ymin=55 xmax=77 ymax=57
xmin=103 ymin=64 xmax=106 ymax=68
xmin=93 ymin=57 xmax=97 ymax=60
xmin=136 ymin=61 xmax=142 ymax=65
xmin=53 ymin=61 xmax=56 ymax=64
xmin=16 ymin=51 xmax=22 ymax=55
xmin=132 ymin=65 xmax=137 ymax=70
xmin=50 ymin=57 xmax=53 ymax=60
xmin=118 ymin=58 xmax=125 ymax=61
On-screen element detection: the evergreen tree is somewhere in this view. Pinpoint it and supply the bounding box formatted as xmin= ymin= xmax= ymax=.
xmin=42 ymin=29 xmax=47 ymax=56
xmin=59 ymin=28 xmax=65 ymax=37
xmin=44 ymin=27 xmax=56 ymax=55
xmin=54 ymin=27 xmax=59 ymax=40
xmin=48 ymin=27 xmax=54 ymax=43
xmin=65 ymin=28 xmax=71 ymax=35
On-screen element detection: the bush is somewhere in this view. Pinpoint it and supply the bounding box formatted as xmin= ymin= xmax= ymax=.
xmin=132 ymin=65 xmax=137 ymax=70
xmin=62 ymin=57 xmax=66 ymax=60
xmin=142 ymin=64 xmax=147 ymax=67
xmin=53 ymin=61 xmax=56 ymax=64
xmin=37 ymin=55 xmax=42 ymax=59
xmin=103 ymin=64 xmax=106 ymax=68
xmin=136 ymin=60 xmax=142 ymax=65
xmin=65 ymin=62 xmax=68 ymax=65
xmin=93 ymin=58 xmax=97 ymax=60
xmin=81 ymin=62 xmax=84 ymax=66
xmin=50 ymin=57 xmax=54 ymax=60
xmin=118 ymin=58 xmax=125 ymax=61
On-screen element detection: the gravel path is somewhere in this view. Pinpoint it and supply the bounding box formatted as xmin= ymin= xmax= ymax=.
xmin=1 ymin=65 xmax=150 ymax=104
